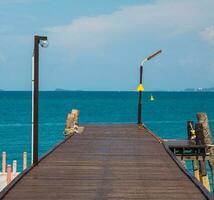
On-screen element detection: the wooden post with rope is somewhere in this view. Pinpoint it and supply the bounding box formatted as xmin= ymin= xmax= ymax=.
xmin=195 ymin=113 xmax=211 ymax=192
xmin=64 ymin=109 xmax=84 ymax=137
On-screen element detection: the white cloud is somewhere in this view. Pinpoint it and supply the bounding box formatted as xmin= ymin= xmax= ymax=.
xmin=44 ymin=0 xmax=214 ymax=90
xmin=47 ymin=0 xmax=214 ymax=54
xmin=200 ymin=26 xmax=214 ymax=45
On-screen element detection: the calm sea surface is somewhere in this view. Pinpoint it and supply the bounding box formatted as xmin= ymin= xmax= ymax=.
xmin=0 ymin=91 xmax=214 ymax=172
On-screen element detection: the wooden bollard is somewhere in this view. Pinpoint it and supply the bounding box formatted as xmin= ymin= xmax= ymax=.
xmin=23 ymin=152 xmax=27 ymax=170
xmin=199 ymin=160 xmax=210 ymax=192
xmin=2 ymin=152 xmax=6 ymax=174
xmin=196 ymin=113 xmax=212 ymax=192
xmin=64 ymin=109 xmax=80 ymax=136
xmin=72 ymin=109 xmax=79 ymax=122
xmin=7 ymin=165 xmax=12 ymax=184
xmin=195 ymin=113 xmax=211 ymax=192
xmin=195 ymin=123 xmax=210 ymax=191
xmin=193 ymin=161 xmax=200 ymax=181
xmin=72 ymin=109 xmax=79 ymax=133
xmin=196 ymin=113 xmax=212 ymax=145
xmin=65 ymin=112 xmax=73 ymax=129
xmin=13 ymin=160 xmax=17 ymax=178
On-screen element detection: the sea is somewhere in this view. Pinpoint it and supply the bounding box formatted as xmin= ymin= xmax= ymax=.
xmin=0 ymin=91 xmax=214 ymax=179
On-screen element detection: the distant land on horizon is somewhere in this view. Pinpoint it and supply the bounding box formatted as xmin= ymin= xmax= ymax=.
xmin=184 ymin=87 xmax=214 ymax=92
xmin=53 ymin=88 xmax=214 ymax=92
xmin=0 ymin=88 xmax=214 ymax=92
xmin=55 ymin=87 xmax=214 ymax=92
xmin=55 ymin=88 xmax=83 ymax=92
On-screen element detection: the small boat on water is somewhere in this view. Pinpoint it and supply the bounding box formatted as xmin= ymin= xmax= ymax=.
xmin=150 ymin=94 xmax=155 ymax=101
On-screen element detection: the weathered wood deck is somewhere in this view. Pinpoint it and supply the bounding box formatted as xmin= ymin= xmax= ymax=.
xmin=0 ymin=125 xmax=211 ymax=199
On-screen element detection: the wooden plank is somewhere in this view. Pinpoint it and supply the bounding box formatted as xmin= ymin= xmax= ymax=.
xmin=0 ymin=125 xmax=211 ymax=199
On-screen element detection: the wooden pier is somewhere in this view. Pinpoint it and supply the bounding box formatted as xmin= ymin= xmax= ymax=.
xmin=0 ymin=124 xmax=212 ymax=199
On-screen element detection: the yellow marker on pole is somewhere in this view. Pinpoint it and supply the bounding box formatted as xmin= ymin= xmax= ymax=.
xmin=137 ymin=84 xmax=144 ymax=92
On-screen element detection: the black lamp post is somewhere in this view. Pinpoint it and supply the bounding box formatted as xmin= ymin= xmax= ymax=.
xmin=137 ymin=50 xmax=162 ymax=126
xmin=32 ymin=35 xmax=48 ymax=164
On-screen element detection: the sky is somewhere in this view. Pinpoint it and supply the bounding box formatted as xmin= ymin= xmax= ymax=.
xmin=0 ymin=0 xmax=214 ymax=91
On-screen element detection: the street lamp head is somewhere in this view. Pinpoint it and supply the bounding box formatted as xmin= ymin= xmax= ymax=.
xmin=147 ymin=50 xmax=162 ymax=61
xmin=140 ymin=49 xmax=162 ymax=66
xmin=39 ymin=39 xmax=49 ymax=48
xmin=34 ymin=35 xmax=48 ymax=48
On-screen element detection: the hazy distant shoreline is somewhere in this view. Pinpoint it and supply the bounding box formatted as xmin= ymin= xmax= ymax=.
xmin=0 ymin=90 xmax=214 ymax=92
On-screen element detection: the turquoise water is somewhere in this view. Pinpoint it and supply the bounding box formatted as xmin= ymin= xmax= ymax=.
xmin=0 ymin=91 xmax=214 ymax=173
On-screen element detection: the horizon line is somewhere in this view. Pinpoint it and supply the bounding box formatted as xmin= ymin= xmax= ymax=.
xmin=0 ymin=90 xmax=213 ymax=92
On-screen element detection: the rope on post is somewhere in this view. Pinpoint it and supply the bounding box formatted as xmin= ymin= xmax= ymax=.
xmin=64 ymin=109 xmax=83 ymax=137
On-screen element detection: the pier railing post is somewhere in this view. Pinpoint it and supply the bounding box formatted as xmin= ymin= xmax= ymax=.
xmin=6 ymin=165 xmax=11 ymax=184
xmin=23 ymin=152 xmax=27 ymax=170
xmin=2 ymin=152 xmax=6 ymax=174
xmin=12 ymin=160 xmax=17 ymax=178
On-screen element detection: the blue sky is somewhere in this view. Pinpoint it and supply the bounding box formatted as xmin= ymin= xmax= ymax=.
xmin=0 ymin=0 xmax=214 ymax=91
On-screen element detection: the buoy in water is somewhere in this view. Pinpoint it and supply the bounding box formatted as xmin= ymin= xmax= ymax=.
xmin=150 ymin=95 xmax=154 ymax=101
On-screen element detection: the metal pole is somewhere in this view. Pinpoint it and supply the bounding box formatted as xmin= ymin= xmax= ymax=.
xmin=31 ymin=54 xmax=34 ymax=164
xmin=33 ymin=36 xmax=39 ymax=164
xmin=137 ymin=50 xmax=161 ymax=126
xmin=31 ymin=35 xmax=47 ymax=164
xmin=138 ymin=65 xmax=143 ymax=125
